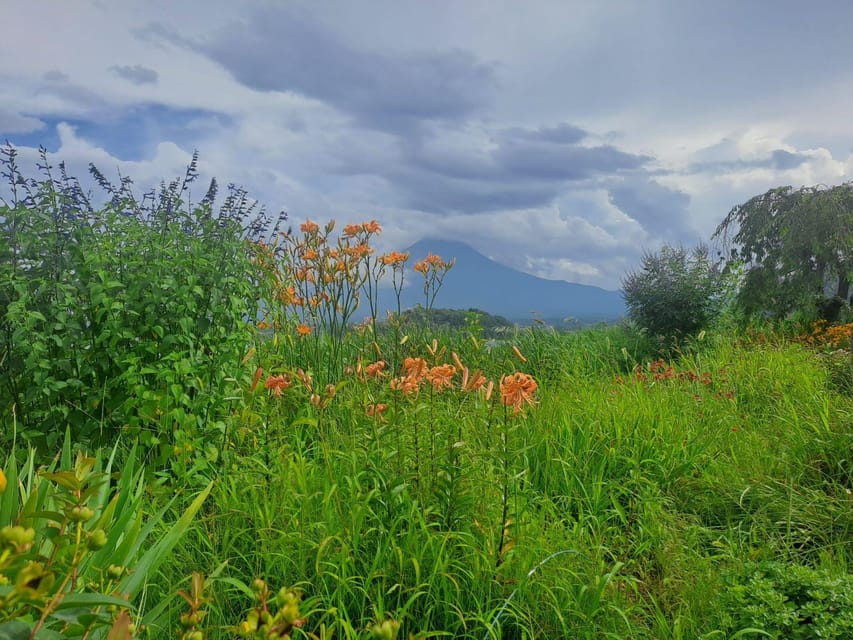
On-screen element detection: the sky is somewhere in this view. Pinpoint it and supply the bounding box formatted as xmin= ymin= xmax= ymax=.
xmin=2 ymin=0 xmax=852 ymax=290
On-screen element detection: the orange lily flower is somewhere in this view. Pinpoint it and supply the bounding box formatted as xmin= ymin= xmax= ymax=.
xmin=265 ymin=374 xmax=292 ymax=397
xmin=499 ymin=372 xmax=538 ymax=414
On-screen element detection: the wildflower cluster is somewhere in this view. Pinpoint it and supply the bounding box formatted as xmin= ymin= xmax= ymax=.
xmin=273 ymin=219 xmax=400 ymax=337
xmin=798 ymin=320 xmax=853 ymax=351
xmin=355 ymin=342 xmax=535 ymax=416
xmin=413 ymin=253 xmax=455 ymax=316
xmin=615 ymin=360 xmax=736 ymax=402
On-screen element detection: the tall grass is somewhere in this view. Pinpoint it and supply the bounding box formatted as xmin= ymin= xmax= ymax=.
xmin=3 ymin=170 xmax=851 ymax=638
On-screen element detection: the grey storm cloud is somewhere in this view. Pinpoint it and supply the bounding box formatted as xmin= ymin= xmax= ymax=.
xmin=111 ymin=64 xmax=159 ymax=86
xmin=502 ymin=123 xmax=588 ymax=145
xmin=37 ymin=70 xmax=105 ymax=111
xmin=688 ymin=148 xmax=811 ymax=174
xmin=494 ymin=140 xmax=649 ymax=181
xmin=177 ymin=7 xmax=495 ymax=134
xmin=381 ymin=124 xmax=652 ymax=214
xmin=607 ymin=178 xmax=694 ymax=240
xmin=0 ymin=110 xmax=44 ymax=134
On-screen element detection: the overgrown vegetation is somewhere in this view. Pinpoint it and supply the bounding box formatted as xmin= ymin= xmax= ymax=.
xmin=2 ymin=150 xmax=851 ymax=639
xmin=621 ymin=243 xmax=729 ymax=344
xmin=714 ymin=183 xmax=853 ymax=321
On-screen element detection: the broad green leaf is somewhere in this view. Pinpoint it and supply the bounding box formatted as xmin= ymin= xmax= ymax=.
xmin=118 ymin=480 xmax=212 ymax=598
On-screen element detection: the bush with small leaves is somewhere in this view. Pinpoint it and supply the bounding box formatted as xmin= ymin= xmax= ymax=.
xmin=621 ymin=244 xmax=728 ymax=343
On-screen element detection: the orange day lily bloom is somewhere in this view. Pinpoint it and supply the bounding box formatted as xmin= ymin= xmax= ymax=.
xmin=390 ymin=375 xmax=420 ymax=395
xmin=300 ymin=219 xmax=319 ymax=234
xmin=296 ymin=323 xmax=312 ymax=336
xmin=426 ymin=364 xmax=456 ymax=392
xmin=265 ymin=374 xmax=292 ymax=397
xmin=365 ymin=403 xmax=388 ymax=418
xmin=499 ymin=372 xmax=538 ymax=414
xmin=380 ymin=251 xmax=409 ymax=266
xmin=365 ymin=360 xmax=386 ymax=378
xmin=402 ymin=357 xmax=428 ymax=380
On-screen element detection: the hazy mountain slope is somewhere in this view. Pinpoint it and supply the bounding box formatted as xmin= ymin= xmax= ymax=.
xmin=393 ymin=239 xmax=625 ymax=322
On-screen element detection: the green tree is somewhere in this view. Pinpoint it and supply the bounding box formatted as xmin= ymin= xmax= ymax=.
xmin=713 ymin=183 xmax=853 ymax=320
xmin=622 ymin=244 xmax=726 ymax=341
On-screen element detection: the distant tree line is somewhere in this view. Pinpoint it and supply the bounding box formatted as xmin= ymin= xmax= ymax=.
xmin=383 ymin=306 xmax=514 ymax=338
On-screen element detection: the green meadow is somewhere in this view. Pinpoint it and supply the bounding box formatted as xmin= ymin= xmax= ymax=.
xmin=1 ymin=151 xmax=851 ymax=638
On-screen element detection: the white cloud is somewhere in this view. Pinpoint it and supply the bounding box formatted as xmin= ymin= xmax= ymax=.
xmin=2 ymin=0 xmax=853 ymax=291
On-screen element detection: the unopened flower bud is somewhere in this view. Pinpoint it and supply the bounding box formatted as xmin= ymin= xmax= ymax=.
xmin=107 ymin=564 xmax=125 ymax=579
xmin=1 ymin=525 xmax=35 ymax=549
xmin=66 ymin=505 xmax=95 ymax=522
xmin=87 ymin=528 xmax=108 ymax=550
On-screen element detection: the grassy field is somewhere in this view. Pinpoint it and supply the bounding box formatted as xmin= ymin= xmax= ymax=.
xmin=2 ymin=194 xmax=852 ymax=638
xmin=141 ymin=324 xmax=851 ymax=639
xmin=4 ymin=314 xmax=853 ymax=639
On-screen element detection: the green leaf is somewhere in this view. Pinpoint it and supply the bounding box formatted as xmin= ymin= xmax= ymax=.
xmin=41 ymin=471 xmax=82 ymax=492
xmin=0 ymin=621 xmax=32 ymax=640
xmin=118 ymin=480 xmax=213 ymax=598
xmin=55 ymin=593 xmax=134 ymax=611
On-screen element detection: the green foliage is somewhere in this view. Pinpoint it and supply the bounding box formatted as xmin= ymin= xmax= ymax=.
xmin=621 ymin=244 xmax=728 ymax=342
xmin=0 ymin=144 xmax=281 ymax=464
xmin=387 ymin=307 xmax=514 ymax=339
xmin=714 ymin=183 xmax=853 ymax=320
xmin=2 ymin=151 xmax=852 ymax=639
xmin=719 ymin=562 xmax=853 ymax=639
xmin=0 ymin=437 xmax=211 ymax=639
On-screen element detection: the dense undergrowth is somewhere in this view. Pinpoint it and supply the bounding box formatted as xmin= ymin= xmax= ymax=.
xmin=2 ymin=150 xmax=852 ymax=638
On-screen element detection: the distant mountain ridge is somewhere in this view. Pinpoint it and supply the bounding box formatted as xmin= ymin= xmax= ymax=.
xmin=390 ymin=239 xmax=625 ymax=322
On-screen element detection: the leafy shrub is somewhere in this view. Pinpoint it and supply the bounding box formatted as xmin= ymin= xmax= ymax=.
xmin=621 ymin=244 xmax=727 ymax=342
xmin=0 ymin=144 xmax=284 ymax=462
xmin=719 ymin=561 xmax=853 ymax=639
xmin=0 ymin=439 xmax=211 ymax=639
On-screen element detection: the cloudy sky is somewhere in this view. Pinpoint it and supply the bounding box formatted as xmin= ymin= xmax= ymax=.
xmin=2 ymin=0 xmax=852 ymax=289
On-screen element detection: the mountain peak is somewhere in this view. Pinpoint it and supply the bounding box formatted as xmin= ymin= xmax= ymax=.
xmin=397 ymin=238 xmax=624 ymax=322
